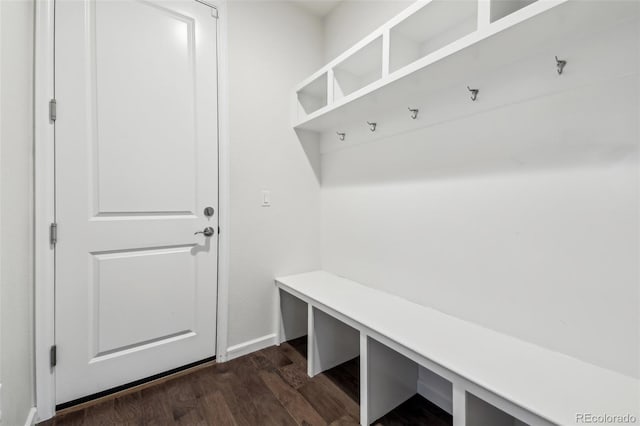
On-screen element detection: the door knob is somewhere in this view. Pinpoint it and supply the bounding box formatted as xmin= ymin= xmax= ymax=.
xmin=194 ymin=227 xmax=215 ymax=237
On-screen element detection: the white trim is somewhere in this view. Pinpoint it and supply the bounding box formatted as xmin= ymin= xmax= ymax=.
xmin=23 ymin=407 xmax=38 ymax=426
xmin=34 ymin=0 xmax=232 ymax=419
xmin=225 ymin=334 xmax=278 ymax=361
xmin=0 ymin=0 xmax=3 ymax=419
xmin=33 ymin=0 xmax=56 ymax=421
xmin=214 ymin=0 xmax=231 ymax=364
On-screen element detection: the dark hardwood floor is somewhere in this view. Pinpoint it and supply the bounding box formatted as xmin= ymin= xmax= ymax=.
xmin=40 ymin=337 xmax=452 ymax=426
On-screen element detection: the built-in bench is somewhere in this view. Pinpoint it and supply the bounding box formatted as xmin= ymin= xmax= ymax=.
xmin=275 ymin=271 xmax=639 ymax=426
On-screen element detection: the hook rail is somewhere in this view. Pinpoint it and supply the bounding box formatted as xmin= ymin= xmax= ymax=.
xmin=333 ymin=56 xmax=571 ymax=136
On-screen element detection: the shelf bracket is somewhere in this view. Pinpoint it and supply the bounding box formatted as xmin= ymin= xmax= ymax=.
xmin=367 ymin=121 xmax=377 ymax=132
xmin=336 ymin=132 xmax=346 ymax=141
xmin=408 ymin=108 xmax=419 ymax=120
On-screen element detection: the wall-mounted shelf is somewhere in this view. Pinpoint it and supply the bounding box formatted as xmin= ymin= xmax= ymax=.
xmin=292 ymin=0 xmax=639 ymax=133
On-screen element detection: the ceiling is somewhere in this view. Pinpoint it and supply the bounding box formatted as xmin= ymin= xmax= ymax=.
xmin=293 ymin=0 xmax=343 ymax=17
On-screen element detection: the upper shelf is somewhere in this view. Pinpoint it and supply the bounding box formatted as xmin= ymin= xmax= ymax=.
xmin=293 ymin=0 xmax=639 ymax=132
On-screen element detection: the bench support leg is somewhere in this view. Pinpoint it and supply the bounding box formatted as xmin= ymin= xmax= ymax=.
xmin=308 ymin=306 xmax=359 ymax=377
xmin=453 ymin=382 xmax=467 ymax=426
xmin=307 ymin=304 xmax=315 ymax=377
xmin=360 ymin=334 xmax=369 ymax=426
xmin=364 ymin=336 xmax=418 ymax=424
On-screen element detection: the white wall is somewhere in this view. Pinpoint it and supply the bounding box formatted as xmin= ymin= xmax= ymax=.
xmin=0 ymin=0 xmax=36 ymax=424
xmin=323 ymin=0 xmax=412 ymax=62
xmin=320 ymin=3 xmax=639 ymax=378
xmin=225 ymin=1 xmax=324 ymax=351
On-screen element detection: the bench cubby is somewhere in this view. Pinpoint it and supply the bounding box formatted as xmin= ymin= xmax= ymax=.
xmin=278 ymin=288 xmax=308 ymax=344
xmin=365 ymin=336 xmax=418 ymax=422
xmin=466 ymin=392 xmax=529 ymax=426
xmin=364 ymin=336 xmax=456 ymax=424
xmin=308 ymin=307 xmax=359 ymax=377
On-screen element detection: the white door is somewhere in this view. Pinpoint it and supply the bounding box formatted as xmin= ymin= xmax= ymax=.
xmin=55 ymin=0 xmax=219 ymax=404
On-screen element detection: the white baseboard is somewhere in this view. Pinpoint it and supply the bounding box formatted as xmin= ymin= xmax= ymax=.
xmin=24 ymin=407 xmax=37 ymax=426
xmin=223 ymin=333 xmax=278 ymax=362
xmin=417 ymin=378 xmax=453 ymax=415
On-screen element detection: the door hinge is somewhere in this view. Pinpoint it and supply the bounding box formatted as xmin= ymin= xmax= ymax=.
xmin=50 ymin=345 xmax=57 ymax=368
xmin=49 ymin=99 xmax=57 ymax=122
xmin=218 ymin=226 xmax=220 ymax=235
xmin=50 ymin=222 xmax=58 ymax=245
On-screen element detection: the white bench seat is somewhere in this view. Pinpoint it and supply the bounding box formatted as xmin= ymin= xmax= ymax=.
xmin=275 ymin=270 xmax=639 ymax=426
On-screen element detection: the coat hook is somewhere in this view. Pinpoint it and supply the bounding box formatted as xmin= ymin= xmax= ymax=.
xmin=367 ymin=121 xmax=377 ymax=132
xmin=555 ymin=56 xmax=567 ymax=75
xmin=408 ymin=108 xmax=419 ymax=120
xmin=336 ymin=132 xmax=346 ymax=141
xmin=467 ymin=86 xmax=479 ymax=101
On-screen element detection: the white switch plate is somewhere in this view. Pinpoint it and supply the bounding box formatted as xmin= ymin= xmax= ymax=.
xmin=262 ymin=190 xmax=271 ymax=207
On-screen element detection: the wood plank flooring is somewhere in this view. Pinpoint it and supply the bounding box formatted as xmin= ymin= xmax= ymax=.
xmin=39 ymin=337 xmax=452 ymax=426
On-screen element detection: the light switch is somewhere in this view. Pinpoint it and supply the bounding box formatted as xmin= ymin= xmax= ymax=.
xmin=262 ymin=190 xmax=271 ymax=207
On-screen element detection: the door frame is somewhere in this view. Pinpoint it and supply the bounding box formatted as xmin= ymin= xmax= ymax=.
xmin=33 ymin=0 xmax=231 ymax=420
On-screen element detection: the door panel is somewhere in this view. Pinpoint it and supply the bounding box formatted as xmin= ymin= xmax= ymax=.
xmin=55 ymin=0 xmax=218 ymax=404
xmin=92 ymin=246 xmax=196 ymax=355
xmin=95 ymin=1 xmax=197 ymax=214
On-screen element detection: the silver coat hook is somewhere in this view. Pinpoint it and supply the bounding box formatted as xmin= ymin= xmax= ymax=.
xmin=467 ymin=86 xmax=479 ymax=101
xmin=555 ymin=56 xmax=567 ymax=75
xmin=336 ymin=132 xmax=346 ymax=141
xmin=408 ymin=108 xmax=419 ymax=119
xmin=367 ymin=121 xmax=377 ymax=132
